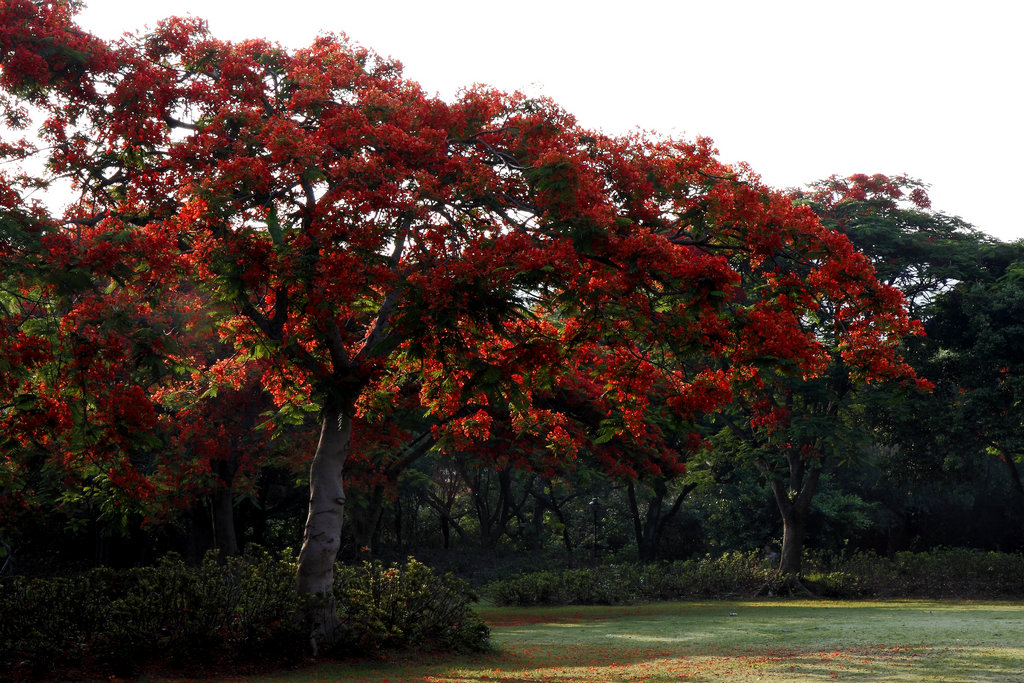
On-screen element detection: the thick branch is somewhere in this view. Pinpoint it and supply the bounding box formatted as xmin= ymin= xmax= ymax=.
xmin=163 ymin=114 xmax=198 ymax=130
xmin=655 ymin=481 xmax=698 ymax=537
xmin=354 ymin=216 xmax=412 ymax=364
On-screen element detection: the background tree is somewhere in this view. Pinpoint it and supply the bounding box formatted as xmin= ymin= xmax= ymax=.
xmin=796 ymin=173 xmax=989 ymax=316
xmin=797 ymin=174 xmax=1024 ymax=553
xmin=701 ymin=173 xmax=994 ymax=576
xmin=918 ymin=250 xmax=1024 ymax=508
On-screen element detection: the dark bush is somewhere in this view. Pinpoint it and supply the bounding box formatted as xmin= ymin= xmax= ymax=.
xmin=0 ymin=549 xmax=489 ymax=679
xmin=485 ymin=551 xmax=776 ymax=606
xmin=0 ymin=547 xmax=307 ymax=679
xmin=486 ymin=569 xmax=571 ymax=606
xmin=485 ymin=548 xmax=1024 ymax=605
xmin=797 ymin=548 xmax=1024 ymax=599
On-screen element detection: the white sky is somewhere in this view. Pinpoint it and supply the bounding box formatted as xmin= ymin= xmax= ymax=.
xmin=75 ymin=0 xmax=1023 ymax=242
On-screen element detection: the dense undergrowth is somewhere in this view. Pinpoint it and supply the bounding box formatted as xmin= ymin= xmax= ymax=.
xmin=0 ymin=549 xmax=487 ymax=680
xmin=484 ymin=548 xmax=1024 ymax=605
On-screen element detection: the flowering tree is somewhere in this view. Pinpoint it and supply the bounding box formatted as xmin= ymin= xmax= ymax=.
xmin=1 ymin=1 xmax=921 ymax=638
xmin=695 ymin=176 xmax=937 ymax=578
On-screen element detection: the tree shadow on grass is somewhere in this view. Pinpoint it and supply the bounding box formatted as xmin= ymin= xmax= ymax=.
xmin=267 ymin=602 xmax=1024 ymax=683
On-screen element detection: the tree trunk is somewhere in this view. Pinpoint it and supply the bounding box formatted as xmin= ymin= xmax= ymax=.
xmin=530 ymin=480 xmax=575 ymax=555
xmin=394 ymin=498 xmax=403 ymax=550
xmin=775 ymin=497 xmax=807 ymax=575
xmin=1002 ymin=450 xmax=1024 ymax=504
xmin=440 ymin=514 xmax=451 ymax=549
xmin=296 ymin=405 xmax=352 ymax=646
xmin=627 ymin=481 xmax=656 ymax=562
xmin=767 ymin=462 xmax=821 ymax=575
xmin=628 ymin=479 xmax=696 ymax=562
xmin=427 ymin=488 xmax=467 ymax=549
xmin=350 ymin=484 xmax=385 ymax=557
xmin=209 ymin=456 xmax=240 ymax=556
xmin=467 ymin=465 xmax=525 ymax=547
xmin=211 ymin=485 xmax=239 ymax=556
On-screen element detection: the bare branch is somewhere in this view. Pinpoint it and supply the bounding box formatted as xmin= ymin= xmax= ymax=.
xmin=345 ymin=214 xmax=413 ymax=363
xmin=163 ymin=114 xmax=198 ymax=131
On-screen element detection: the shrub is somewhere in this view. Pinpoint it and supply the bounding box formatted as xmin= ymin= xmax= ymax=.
xmin=0 ymin=547 xmax=306 ymax=679
xmin=685 ymin=551 xmax=775 ymax=597
xmin=486 ymin=570 xmax=571 ymax=606
xmin=805 ymin=548 xmax=1024 ymax=598
xmin=484 ymin=548 xmax=1024 ymax=605
xmin=801 ymin=571 xmax=865 ymax=598
xmin=0 ymin=571 xmax=116 ymax=676
xmin=562 ymin=566 xmax=638 ymax=604
xmin=0 ymin=549 xmax=489 ymax=679
xmin=484 ymin=551 xmax=777 ymax=606
xmin=333 ymin=557 xmax=489 ymax=654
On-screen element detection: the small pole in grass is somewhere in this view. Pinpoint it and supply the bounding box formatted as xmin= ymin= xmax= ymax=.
xmin=589 ymin=498 xmax=601 ymax=561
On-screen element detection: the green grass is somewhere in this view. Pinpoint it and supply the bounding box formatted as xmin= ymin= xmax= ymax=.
xmin=214 ymin=600 xmax=1024 ymax=682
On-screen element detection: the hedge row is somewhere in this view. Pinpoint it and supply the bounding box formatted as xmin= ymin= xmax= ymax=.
xmin=0 ymin=550 xmax=488 ymax=680
xmin=485 ymin=548 xmax=1024 ymax=606
xmin=805 ymin=548 xmax=1024 ymax=599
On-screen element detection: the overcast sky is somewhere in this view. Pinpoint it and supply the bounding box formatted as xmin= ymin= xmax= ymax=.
xmin=75 ymin=0 xmax=1023 ymax=242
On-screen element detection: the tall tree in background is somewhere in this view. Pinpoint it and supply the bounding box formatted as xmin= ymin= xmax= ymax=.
xmin=700 ymin=174 xmax=947 ymax=577
xmin=797 ymin=173 xmax=993 ymax=316
xmin=706 ymin=235 xmax=926 ymax=576
xmin=798 ymin=174 xmax=1023 ymax=552
xmin=918 ymin=251 xmax=1024 ymax=509
xmin=1 ymin=1 xmax=921 ymax=639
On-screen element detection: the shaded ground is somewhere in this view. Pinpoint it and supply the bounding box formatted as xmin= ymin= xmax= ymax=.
xmin=200 ymin=600 xmax=1024 ymax=682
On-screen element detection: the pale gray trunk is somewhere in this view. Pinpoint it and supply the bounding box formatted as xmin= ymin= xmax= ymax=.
xmin=296 ymin=406 xmax=352 ymax=645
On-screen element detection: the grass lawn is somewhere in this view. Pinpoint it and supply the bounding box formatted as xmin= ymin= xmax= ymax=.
xmin=217 ymin=600 xmax=1024 ymax=682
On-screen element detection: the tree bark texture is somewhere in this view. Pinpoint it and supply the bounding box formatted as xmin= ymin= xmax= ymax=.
xmin=767 ymin=460 xmax=821 ymax=575
xmin=211 ymin=485 xmax=239 ymax=556
xmin=628 ymin=479 xmax=696 ymax=562
xmin=296 ymin=406 xmax=352 ymax=645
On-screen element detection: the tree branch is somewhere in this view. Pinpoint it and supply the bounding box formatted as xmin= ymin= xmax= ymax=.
xmin=354 ymin=215 xmax=412 ymax=364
